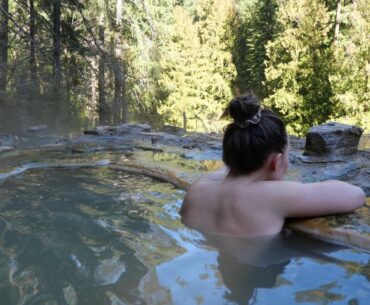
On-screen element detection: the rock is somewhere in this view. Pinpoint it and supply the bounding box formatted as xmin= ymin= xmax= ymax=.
xmin=70 ymin=143 xmax=133 ymax=154
xmin=84 ymin=125 xmax=111 ymax=135
xmin=71 ymin=146 xmax=88 ymax=153
xmin=0 ymin=134 xmax=15 ymax=147
xmin=304 ymin=122 xmax=363 ymax=156
xmin=84 ymin=123 xmax=151 ymax=136
xmin=134 ymin=145 xmax=164 ymax=153
xmin=94 ymin=257 xmax=126 ymax=285
xmin=146 ymin=133 xmax=183 ymax=146
xmin=162 ymin=125 xmax=184 ymax=134
xmin=63 ymin=285 xmax=78 ymax=305
xmin=207 ymin=141 xmax=222 ymax=150
xmin=27 ymin=125 xmax=48 ymax=132
xmin=0 ymin=146 xmax=15 ymax=153
xmin=348 ymin=166 xmax=370 ymax=196
xmin=287 ymin=198 xmax=370 ymax=250
xmin=182 ymin=143 xmax=200 ymax=150
xmin=321 ymin=162 xmax=362 ymax=180
xmin=84 ymin=129 xmax=100 ymax=135
xmin=289 ymin=135 xmax=305 ymax=150
xmin=110 ymin=124 xmax=151 ymax=135
xmin=299 ymin=155 xmax=346 ymax=163
xmin=41 ymin=143 xmax=67 ymax=151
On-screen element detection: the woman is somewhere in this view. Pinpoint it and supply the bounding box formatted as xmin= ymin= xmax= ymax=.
xmin=180 ymin=93 xmax=365 ymax=237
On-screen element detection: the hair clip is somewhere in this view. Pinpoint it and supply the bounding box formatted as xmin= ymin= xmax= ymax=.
xmin=236 ymin=109 xmax=262 ymax=128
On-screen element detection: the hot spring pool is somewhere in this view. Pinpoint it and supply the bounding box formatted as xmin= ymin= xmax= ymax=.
xmin=0 ymin=167 xmax=369 ymax=305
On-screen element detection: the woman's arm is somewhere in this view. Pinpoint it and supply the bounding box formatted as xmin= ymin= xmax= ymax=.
xmin=276 ymin=180 xmax=365 ymax=218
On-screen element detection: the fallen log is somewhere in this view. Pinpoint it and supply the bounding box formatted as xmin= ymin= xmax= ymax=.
xmin=108 ymin=163 xmax=191 ymax=191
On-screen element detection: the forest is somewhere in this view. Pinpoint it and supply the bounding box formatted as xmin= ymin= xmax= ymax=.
xmin=0 ymin=0 xmax=369 ymax=135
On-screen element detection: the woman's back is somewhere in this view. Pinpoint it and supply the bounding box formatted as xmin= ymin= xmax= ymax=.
xmin=181 ymin=176 xmax=284 ymax=236
xmin=181 ymin=171 xmax=365 ymax=237
xmin=180 ymin=93 xmax=365 ymax=237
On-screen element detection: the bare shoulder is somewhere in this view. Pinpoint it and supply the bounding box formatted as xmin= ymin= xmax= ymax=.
xmin=257 ymin=180 xmax=365 ymax=218
xmin=183 ymin=167 xmax=227 ymax=197
xmin=180 ymin=174 xmax=221 ymax=216
xmin=202 ymin=166 xmax=229 ymax=182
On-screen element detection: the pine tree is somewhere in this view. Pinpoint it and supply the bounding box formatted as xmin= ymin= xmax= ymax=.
xmin=264 ymin=0 xmax=333 ymax=135
xmin=231 ymin=0 xmax=279 ymax=96
xmin=329 ymin=0 xmax=370 ymax=130
xmin=157 ymin=0 xmax=236 ymax=131
xmin=0 ymin=0 xmax=9 ymax=96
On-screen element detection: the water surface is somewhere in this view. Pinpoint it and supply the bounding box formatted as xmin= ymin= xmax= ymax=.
xmin=0 ymin=167 xmax=369 ymax=305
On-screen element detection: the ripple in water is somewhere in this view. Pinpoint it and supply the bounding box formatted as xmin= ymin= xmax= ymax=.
xmin=0 ymin=167 xmax=368 ymax=305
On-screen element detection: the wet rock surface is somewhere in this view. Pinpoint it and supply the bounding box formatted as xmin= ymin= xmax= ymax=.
xmin=1 ymin=122 xmax=369 ymax=250
xmin=287 ymin=198 xmax=370 ymax=250
xmin=65 ymin=124 xmax=222 ymax=155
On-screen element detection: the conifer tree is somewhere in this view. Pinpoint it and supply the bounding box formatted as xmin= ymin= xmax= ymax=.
xmin=0 ymin=0 xmax=9 ymax=95
xmin=264 ymin=0 xmax=333 ymax=134
xmin=157 ymin=0 xmax=235 ymax=131
xmin=231 ymin=0 xmax=278 ymax=96
xmin=329 ymin=0 xmax=370 ymax=130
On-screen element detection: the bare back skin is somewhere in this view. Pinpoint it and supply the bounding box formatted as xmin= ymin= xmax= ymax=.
xmin=181 ymin=94 xmax=365 ymax=237
xmin=180 ymin=149 xmax=365 ymax=238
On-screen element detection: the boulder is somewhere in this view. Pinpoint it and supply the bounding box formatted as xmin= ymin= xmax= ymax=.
xmin=304 ymin=122 xmax=363 ymax=156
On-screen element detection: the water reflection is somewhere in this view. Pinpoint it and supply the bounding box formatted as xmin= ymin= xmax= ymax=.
xmin=157 ymin=225 xmax=370 ymax=305
xmin=133 ymin=151 xmax=223 ymax=174
xmin=0 ymin=168 xmax=184 ymax=305
xmin=206 ymin=232 xmax=344 ymax=305
xmin=0 ymin=166 xmax=369 ymax=305
xmin=218 ymin=253 xmax=289 ymax=304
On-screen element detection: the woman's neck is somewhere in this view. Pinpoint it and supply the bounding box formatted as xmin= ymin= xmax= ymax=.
xmin=226 ymin=167 xmax=280 ymax=183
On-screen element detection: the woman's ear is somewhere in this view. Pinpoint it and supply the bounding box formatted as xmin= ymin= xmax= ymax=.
xmin=270 ymin=153 xmax=283 ymax=172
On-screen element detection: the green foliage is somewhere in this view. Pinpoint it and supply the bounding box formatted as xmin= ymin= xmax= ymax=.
xmin=329 ymin=0 xmax=370 ymax=131
xmin=0 ymin=0 xmax=368 ymax=135
xmin=264 ymin=0 xmax=334 ymax=135
xmin=156 ymin=0 xmax=236 ymax=131
xmin=231 ymin=0 xmax=279 ymax=96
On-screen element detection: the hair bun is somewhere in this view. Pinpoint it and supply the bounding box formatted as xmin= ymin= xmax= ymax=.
xmin=222 ymin=92 xmax=261 ymax=125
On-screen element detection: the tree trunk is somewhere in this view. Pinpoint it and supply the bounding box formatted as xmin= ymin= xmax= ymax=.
xmin=91 ymin=58 xmax=97 ymax=110
xmin=0 ymin=0 xmax=9 ymax=95
xmin=113 ymin=0 xmax=126 ymax=123
xmin=98 ymin=12 xmax=109 ymax=124
xmin=53 ymin=0 xmax=61 ymax=96
xmin=183 ymin=112 xmax=187 ymax=132
xmin=333 ymin=0 xmax=341 ymax=44
xmin=29 ymin=0 xmax=39 ymax=95
xmin=113 ymin=61 xmax=124 ymax=123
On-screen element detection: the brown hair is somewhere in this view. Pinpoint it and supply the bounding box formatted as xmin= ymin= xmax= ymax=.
xmin=222 ymin=92 xmax=287 ymax=175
